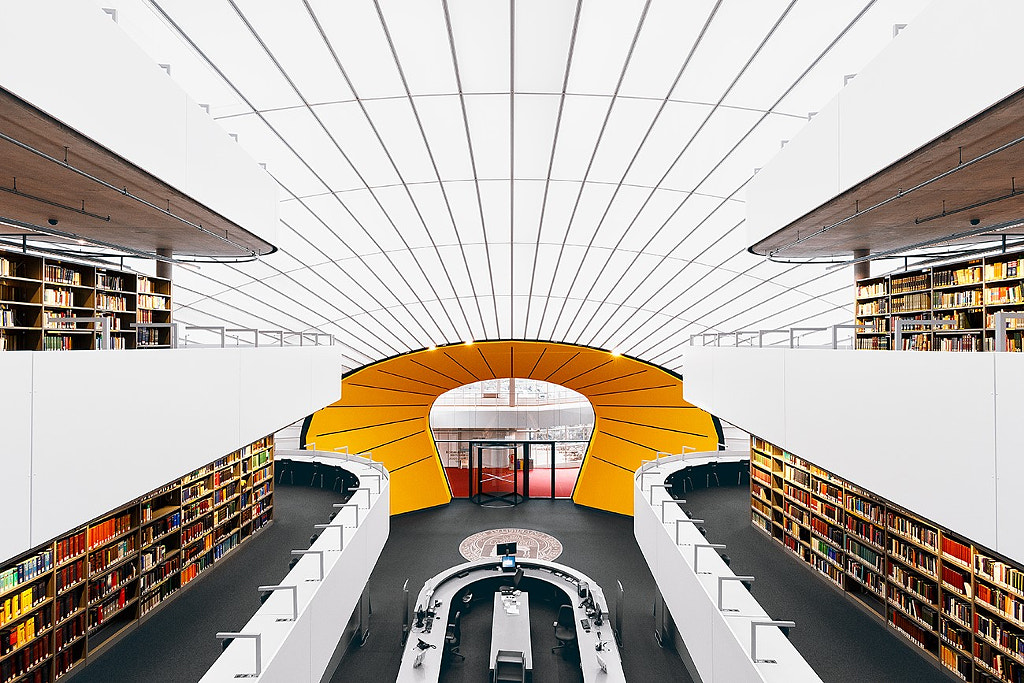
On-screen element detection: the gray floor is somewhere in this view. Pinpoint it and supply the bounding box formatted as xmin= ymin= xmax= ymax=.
xmin=680 ymin=483 xmax=953 ymax=683
xmin=71 ymin=481 xmax=954 ymax=683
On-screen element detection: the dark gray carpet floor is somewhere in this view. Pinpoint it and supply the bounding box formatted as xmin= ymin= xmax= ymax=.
xmin=680 ymin=484 xmax=953 ymax=683
xmin=333 ymin=498 xmax=688 ymax=683
xmin=70 ymin=481 xmax=956 ymax=683
xmin=71 ymin=484 xmax=349 ymax=683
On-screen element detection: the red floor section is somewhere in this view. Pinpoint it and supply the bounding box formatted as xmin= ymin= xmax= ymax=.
xmin=444 ymin=467 xmax=579 ymax=498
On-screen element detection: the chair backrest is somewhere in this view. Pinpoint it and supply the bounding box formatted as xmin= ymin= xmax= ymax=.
xmin=556 ymin=604 xmax=574 ymax=628
xmin=446 ymin=610 xmax=462 ymax=645
xmin=495 ymin=649 xmax=524 ymax=665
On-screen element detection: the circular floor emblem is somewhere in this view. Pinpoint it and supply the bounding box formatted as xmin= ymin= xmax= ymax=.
xmin=459 ymin=528 xmax=563 ymax=562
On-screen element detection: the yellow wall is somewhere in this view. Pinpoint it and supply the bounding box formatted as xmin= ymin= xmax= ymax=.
xmin=303 ymin=341 xmax=720 ymax=516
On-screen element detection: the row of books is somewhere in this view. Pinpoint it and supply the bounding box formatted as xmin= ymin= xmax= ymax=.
xmin=888 ymin=513 xmax=939 ymax=550
xmin=89 ymin=514 xmax=134 ymax=550
xmin=55 ymin=532 xmax=86 ymax=566
xmin=986 ymin=259 xmax=1022 ymax=281
xmin=141 ymin=513 xmax=180 ymax=546
xmin=891 ymin=292 xmax=931 ymax=312
xmin=976 ymin=556 xmax=1024 ymax=595
xmin=933 ymin=289 xmax=983 ymax=309
xmin=0 ymin=552 xmax=52 ymax=596
xmin=984 ymin=284 xmax=1024 ymax=305
xmin=136 ymin=294 xmax=169 ymax=310
xmin=933 ymin=266 xmax=982 ymax=288
xmin=43 ymin=265 xmax=82 ymax=287
xmin=0 ymin=258 xmax=15 ymax=278
xmin=88 ymin=537 xmax=137 ymax=575
xmin=856 ymin=281 xmax=887 ymax=298
xmin=87 ymin=563 xmax=137 ymax=604
xmin=0 ymin=583 xmax=47 ymax=629
xmin=95 ymin=293 xmax=128 ymax=312
xmin=891 ymin=273 xmax=930 ymax=294
xmin=42 ymin=289 xmax=73 ymax=308
xmin=0 ymin=607 xmax=50 ymax=656
xmin=95 ymin=273 xmax=125 ymax=291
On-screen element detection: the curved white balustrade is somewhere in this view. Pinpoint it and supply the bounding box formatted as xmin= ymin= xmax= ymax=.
xmin=200 ymin=450 xmax=389 ymax=682
xmin=634 ymin=451 xmax=822 ymax=683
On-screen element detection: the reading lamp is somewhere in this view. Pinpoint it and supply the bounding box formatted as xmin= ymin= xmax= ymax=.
xmin=215 ymin=632 xmax=260 ymax=676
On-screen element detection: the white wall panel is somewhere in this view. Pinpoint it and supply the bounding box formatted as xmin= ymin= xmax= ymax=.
xmin=0 ymin=1 xmax=278 ymax=244
xmin=0 ymin=355 xmax=33 ymax=561
xmin=745 ymin=105 xmax=839 ymax=249
xmin=746 ymin=0 xmax=1024 ymax=248
xmin=994 ymin=354 xmax=1024 ymax=561
xmin=681 ymin=348 xmax=1020 ymax=562
xmin=0 ymin=347 xmax=340 ymax=562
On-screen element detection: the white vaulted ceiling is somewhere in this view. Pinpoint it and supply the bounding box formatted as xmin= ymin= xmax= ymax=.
xmin=97 ymin=0 xmax=927 ymax=371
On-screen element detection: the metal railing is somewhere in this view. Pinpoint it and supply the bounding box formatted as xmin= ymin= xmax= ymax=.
xmin=176 ymin=324 xmax=338 ymax=349
xmin=690 ymin=314 xmax=1024 ymax=352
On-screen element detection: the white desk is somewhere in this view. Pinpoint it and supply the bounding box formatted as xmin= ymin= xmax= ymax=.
xmin=397 ymin=558 xmax=625 ymax=683
xmin=490 ymin=592 xmax=532 ymax=672
xmin=199 ymin=451 xmax=389 ymax=683
xmin=634 ymin=450 xmax=822 ymax=683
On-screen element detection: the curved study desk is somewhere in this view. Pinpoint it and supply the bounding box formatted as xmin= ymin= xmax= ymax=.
xmin=634 ymin=450 xmax=822 ymax=683
xmin=397 ymin=558 xmax=626 ymax=682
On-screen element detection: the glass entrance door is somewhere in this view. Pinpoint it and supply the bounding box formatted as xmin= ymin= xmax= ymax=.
xmin=469 ymin=441 xmax=526 ymax=507
xmin=525 ymin=442 xmax=556 ymax=498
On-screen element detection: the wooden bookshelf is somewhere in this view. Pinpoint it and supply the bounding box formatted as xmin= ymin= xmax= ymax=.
xmin=750 ymin=435 xmax=1024 ymax=682
xmin=855 ymin=248 xmax=1024 ymax=351
xmin=0 ymin=245 xmax=171 ymax=352
xmin=0 ymin=436 xmax=272 ymax=683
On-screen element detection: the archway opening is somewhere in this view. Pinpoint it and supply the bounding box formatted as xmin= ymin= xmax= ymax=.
xmin=429 ymin=378 xmax=595 ymax=500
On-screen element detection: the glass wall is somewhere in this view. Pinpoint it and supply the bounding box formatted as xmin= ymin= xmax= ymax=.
xmin=429 ymin=378 xmax=594 ymax=499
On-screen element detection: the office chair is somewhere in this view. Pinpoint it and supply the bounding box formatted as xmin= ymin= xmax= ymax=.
xmin=444 ymin=611 xmax=464 ymax=663
xmin=707 ymin=461 xmax=720 ymax=487
xmin=551 ymin=604 xmax=577 ymax=656
xmin=493 ymin=650 xmax=525 ymax=683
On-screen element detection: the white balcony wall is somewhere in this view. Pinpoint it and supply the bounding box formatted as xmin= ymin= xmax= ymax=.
xmin=679 ymin=347 xmax=1024 ymax=565
xmin=747 ymin=0 xmax=1024 ymax=248
xmin=0 ymin=347 xmax=341 ymax=562
xmin=0 ymin=1 xmax=278 ymax=244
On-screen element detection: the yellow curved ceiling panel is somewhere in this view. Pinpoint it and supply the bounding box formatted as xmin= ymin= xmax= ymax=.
xmin=303 ymin=341 xmax=719 ymax=516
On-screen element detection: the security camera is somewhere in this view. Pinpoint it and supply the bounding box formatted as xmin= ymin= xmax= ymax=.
xmin=47 ymin=218 xmax=58 ymax=226
xmin=970 ymin=218 xmax=981 ymax=226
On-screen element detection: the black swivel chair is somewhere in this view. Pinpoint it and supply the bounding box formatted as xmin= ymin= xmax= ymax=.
xmin=445 ymin=610 xmax=464 ymax=663
xmin=551 ymin=604 xmax=577 ymax=656
xmin=493 ymin=650 xmax=525 ymax=683
xmin=706 ymin=461 xmax=720 ymax=487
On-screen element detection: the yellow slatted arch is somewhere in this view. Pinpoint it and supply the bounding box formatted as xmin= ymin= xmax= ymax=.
xmin=303 ymin=341 xmax=721 ymax=515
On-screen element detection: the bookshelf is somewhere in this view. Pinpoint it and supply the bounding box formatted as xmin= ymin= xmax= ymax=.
xmin=855 ymin=248 xmax=1024 ymax=351
xmin=0 ymin=245 xmax=171 ymax=352
xmin=751 ymin=435 xmax=1024 ymax=682
xmin=0 ymin=435 xmax=272 ymax=683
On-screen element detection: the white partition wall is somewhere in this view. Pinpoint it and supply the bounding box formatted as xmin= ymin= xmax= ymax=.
xmin=0 ymin=346 xmax=342 ymax=562
xmin=679 ymin=346 xmax=1024 ymax=565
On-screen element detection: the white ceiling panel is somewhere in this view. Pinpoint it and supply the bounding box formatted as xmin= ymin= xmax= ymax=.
xmin=378 ymin=0 xmax=459 ymax=96
xmin=98 ymin=0 xmax=928 ymax=366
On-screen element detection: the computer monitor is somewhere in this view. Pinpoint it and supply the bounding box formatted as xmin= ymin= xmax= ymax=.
xmin=496 ymin=541 xmax=518 ymax=556
xmin=501 ymin=555 xmax=516 ymax=572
